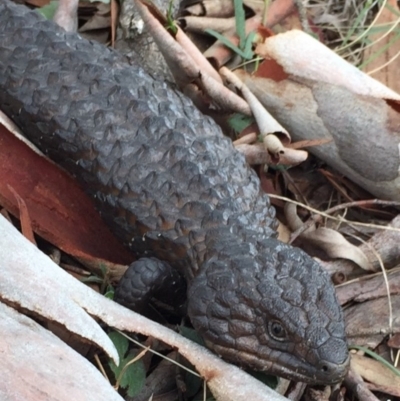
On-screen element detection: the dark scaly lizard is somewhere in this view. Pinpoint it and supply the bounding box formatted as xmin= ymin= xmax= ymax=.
xmin=0 ymin=0 xmax=349 ymax=384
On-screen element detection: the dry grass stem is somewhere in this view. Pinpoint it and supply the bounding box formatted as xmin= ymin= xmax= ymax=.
xmin=117 ymin=331 xmax=202 ymax=378
xmin=268 ymin=194 xmax=400 ymax=233
xmin=94 ymin=353 xmax=110 ymax=382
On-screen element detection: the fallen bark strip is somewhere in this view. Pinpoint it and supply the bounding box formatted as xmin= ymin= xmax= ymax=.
xmin=0 ymin=215 xmax=289 ymax=401
xmin=0 ymin=301 xmax=124 ymax=401
xmin=236 ymin=30 xmax=400 ymax=200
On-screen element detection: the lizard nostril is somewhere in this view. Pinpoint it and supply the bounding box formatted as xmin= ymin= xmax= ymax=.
xmin=316 ymin=356 xmax=350 ymax=382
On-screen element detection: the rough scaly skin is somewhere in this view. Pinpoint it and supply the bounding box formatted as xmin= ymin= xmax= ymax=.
xmin=0 ymin=0 xmax=349 ymax=384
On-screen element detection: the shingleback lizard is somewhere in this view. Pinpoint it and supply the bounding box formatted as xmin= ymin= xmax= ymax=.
xmin=0 ymin=0 xmax=349 ymax=384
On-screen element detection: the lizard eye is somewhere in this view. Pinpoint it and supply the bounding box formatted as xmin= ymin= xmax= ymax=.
xmin=268 ymin=320 xmax=287 ymax=341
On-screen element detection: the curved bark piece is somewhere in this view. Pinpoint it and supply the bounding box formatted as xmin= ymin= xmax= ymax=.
xmin=0 ymin=301 xmax=124 ymax=401
xmin=0 ymin=215 xmax=289 ymax=401
xmin=237 ymin=30 xmax=400 ymax=200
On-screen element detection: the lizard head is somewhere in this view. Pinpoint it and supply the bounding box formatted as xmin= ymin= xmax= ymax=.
xmin=188 ymin=237 xmax=349 ymax=384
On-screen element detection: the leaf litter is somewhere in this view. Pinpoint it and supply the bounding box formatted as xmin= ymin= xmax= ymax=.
xmin=2 ymin=1 xmax=399 ymax=399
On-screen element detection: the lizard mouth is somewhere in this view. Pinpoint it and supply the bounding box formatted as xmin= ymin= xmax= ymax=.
xmin=208 ymin=342 xmax=350 ymax=385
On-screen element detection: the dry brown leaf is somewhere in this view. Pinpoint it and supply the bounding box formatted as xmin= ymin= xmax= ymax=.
xmin=233 ymin=132 xmax=257 ymax=145
xmin=344 ymin=295 xmax=400 ymax=347
xmin=235 ymin=143 xmax=271 ymax=165
xmin=79 ymin=3 xmax=111 ymax=32
xmin=0 ymin=215 xmax=289 ymax=401
xmin=189 ymin=0 xmax=298 ymax=67
xmin=320 ymin=215 xmax=400 ymax=281
xmin=367 ymin=382 xmax=400 ymax=397
xmin=181 ymin=16 xmax=236 ymax=33
xmin=336 ymin=269 xmax=400 ymax=306
xmin=279 ymin=147 xmax=308 ymax=166
xmin=136 ymin=0 xmax=221 ymax=85
xmin=285 ymin=204 xmax=372 ymax=270
xmin=388 ymin=332 xmax=400 ymax=348
xmin=235 ymin=30 xmax=400 ymax=200
xmin=199 ymin=70 xmax=251 ymax=115
xmin=302 ymin=227 xmax=372 ymax=271
xmin=221 ymin=67 xmax=307 ymax=165
xmin=184 ymin=0 xmax=234 ymax=17
xmin=277 ymin=221 xmax=291 ymax=242
xmin=80 ymin=29 xmax=110 ymax=43
xmin=174 ymin=24 xmax=222 ymax=84
xmin=351 ymin=353 xmax=400 ymax=388
xmin=135 ymin=0 xmax=251 ymax=115
xmin=183 ymin=0 xmax=267 ymax=19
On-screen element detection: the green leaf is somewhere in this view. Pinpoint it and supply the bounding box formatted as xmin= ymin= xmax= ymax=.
xmin=206 ymin=0 xmax=257 ymax=61
xmin=233 ymin=0 xmax=246 ymax=49
xmin=177 ymin=326 xmax=204 ymax=396
xmin=108 ymin=331 xmax=129 ymax=359
xmin=184 ymin=368 xmax=203 ymax=398
xmin=205 ymin=29 xmax=249 ymax=59
xmin=179 ymin=325 xmax=205 ymax=346
xmin=80 ymin=276 xmax=104 ymax=284
xmin=36 ymin=0 xmax=59 ymax=20
xmin=99 ymin=263 xmax=108 ymax=277
xmin=166 ymin=0 xmax=178 ymax=35
xmin=243 ymin=31 xmax=256 ymax=59
xmin=341 ymin=0 xmax=373 ymax=46
xmin=108 ymin=332 xmax=146 ymax=397
xmin=227 ymin=113 xmax=254 ymax=134
xmin=109 ymin=351 xmax=146 ymax=397
xmin=119 ymin=352 xmax=146 ymax=397
xmin=269 ymin=164 xmax=290 ymax=171
xmin=359 ymin=30 xmax=400 ymax=69
xmin=104 ymin=285 xmax=115 ymax=300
